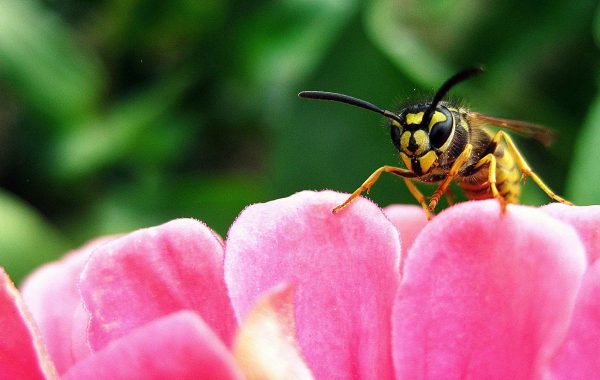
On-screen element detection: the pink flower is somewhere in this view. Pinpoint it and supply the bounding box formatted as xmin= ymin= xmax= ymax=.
xmin=1 ymin=191 xmax=599 ymax=379
xmin=4 ymin=220 xmax=311 ymax=379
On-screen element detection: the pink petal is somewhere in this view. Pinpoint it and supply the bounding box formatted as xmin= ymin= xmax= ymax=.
xmin=20 ymin=237 xmax=114 ymax=373
xmin=225 ymin=190 xmax=401 ymax=380
xmin=550 ymin=260 xmax=600 ymax=379
xmin=0 ymin=268 xmax=57 ymax=379
xmin=234 ymin=284 xmax=314 ymax=380
xmin=383 ymin=205 xmax=429 ymax=256
xmin=62 ymin=311 xmax=243 ymax=380
xmin=393 ymin=200 xmax=586 ymax=380
xmin=79 ymin=219 xmax=237 ymax=351
xmin=541 ymin=204 xmax=600 ymax=263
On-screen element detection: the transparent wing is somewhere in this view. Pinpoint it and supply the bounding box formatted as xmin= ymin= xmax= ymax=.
xmin=468 ymin=112 xmax=556 ymax=147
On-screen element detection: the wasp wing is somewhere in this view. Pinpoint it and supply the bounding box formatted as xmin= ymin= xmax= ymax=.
xmin=467 ymin=112 xmax=556 ymax=147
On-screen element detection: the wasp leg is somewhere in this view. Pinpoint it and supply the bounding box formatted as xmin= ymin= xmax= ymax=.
xmin=474 ymin=153 xmax=507 ymax=212
xmin=332 ymin=166 xmax=417 ymax=214
xmin=492 ymin=131 xmax=573 ymax=205
xmin=401 ymin=177 xmax=433 ymax=219
xmin=428 ymin=144 xmax=473 ymax=212
xmin=444 ymin=187 xmax=456 ymax=206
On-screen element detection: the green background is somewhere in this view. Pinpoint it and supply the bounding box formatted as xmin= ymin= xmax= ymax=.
xmin=1 ymin=0 xmax=599 ymax=282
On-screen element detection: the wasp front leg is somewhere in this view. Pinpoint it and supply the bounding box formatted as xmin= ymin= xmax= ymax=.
xmin=401 ymin=177 xmax=434 ymax=219
xmin=333 ymin=166 xmax=425 ymax=214
xmin=428 ymin=144 xmax=473 ymax=212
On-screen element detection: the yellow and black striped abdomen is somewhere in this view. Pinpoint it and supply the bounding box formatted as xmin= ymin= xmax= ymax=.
xmin=456 ymin=128 xmax=521 ymax=203
xmin=493 ymin=141 xmax=521 ymax=203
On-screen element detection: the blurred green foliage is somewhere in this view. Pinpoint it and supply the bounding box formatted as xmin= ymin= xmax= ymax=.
xmin=0 ymin=0 xmax=599 ymax=282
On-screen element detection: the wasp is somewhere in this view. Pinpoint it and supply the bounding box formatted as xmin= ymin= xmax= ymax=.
xmin=299 ymin=67 xmax=572 ymax=218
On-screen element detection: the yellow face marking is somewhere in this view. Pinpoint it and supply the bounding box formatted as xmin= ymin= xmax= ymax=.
xmin=417 ymin=150 xmax=438 ymax=174
xmin=412 ymin=130 xmax=429 ymax=155
xmin=405 ymin=112 xmax=424 ymax=125
xmin=406 ymin=110 xmax=447 ymax=128
xmin=399 ymin=152 xmax=412 ymax=171
xmin=427 ymin=111 xmax=447 ymax=130
xmin=400 ymin=131 xmax=411 ymax=151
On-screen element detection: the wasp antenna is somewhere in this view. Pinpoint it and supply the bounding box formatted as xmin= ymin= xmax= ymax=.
xmin=298 ymin=91 xmax=402 ymax=123
xmin=422 ymin=67 xmax=484 ymax=127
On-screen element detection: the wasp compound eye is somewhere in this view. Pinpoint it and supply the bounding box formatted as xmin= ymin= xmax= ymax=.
xmin=390 ymin=123 xmax=402 ymax=151
xmin=429 ymin=107 xmax=454 ymax=149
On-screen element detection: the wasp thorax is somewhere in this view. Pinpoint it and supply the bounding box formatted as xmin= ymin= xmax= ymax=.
xmin=389 ymin=105 xmax=455 ymax=175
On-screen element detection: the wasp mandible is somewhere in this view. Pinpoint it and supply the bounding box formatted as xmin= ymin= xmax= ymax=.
xmin=299 ymin=67 xmax=573 ymax=218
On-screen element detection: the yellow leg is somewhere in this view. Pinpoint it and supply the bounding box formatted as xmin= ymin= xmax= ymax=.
xmin=402 ymin=178 xmax=433 ymax=219
xmin=444 ymin=188 xmax=456 ymax=206
xmin=333 ymin=166 xmax=417 ymax=214
xmin=474 ymin=153 xmax=507 ymax=211
xmin=492 ymin=131 xmax=573 ymax=205
xmin=428 ymin=144 xmax=473 ymax=212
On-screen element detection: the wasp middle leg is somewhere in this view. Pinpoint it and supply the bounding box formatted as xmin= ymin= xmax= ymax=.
xmin=472 ymin=152 xmax=508 ymax=211
xmin=444 ymin=187 xmax=456 ymax=206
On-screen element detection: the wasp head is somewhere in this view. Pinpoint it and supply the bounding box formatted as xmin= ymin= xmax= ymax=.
xmin=390 ymin=103 xmax=455 ymax=175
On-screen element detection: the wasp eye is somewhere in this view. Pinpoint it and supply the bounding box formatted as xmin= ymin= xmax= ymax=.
xmin=390 ymin=124 xmax=402 ymax=151
xmin=429 ymin=116 xmax=453 ymax=149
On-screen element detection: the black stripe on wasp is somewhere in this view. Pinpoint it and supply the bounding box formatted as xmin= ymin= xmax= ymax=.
xmin=299 ymin=67 xmax=572 ymax=218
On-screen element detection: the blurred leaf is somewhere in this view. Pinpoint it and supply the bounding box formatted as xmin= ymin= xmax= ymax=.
xmin=125 ymin=115 xmax=197 ymax=170
xmin=366 ymin=0 xmax=595 ymax=115
xmin=365 ymin=0 xmax=483 ymax=86
xmin=0 ymin=0 xmax=105 ymax=127
xmin=95 ymin=0 xmax=228 ymax=57
xmin=66 ymin=174 xmax=268 ymax=241
xmin=49 ymin=70 xmax=194 ymax=181
xmin=596 ymin=3 xmax=600 ymax=46
xmin=567 ymin=87 xmax=600 ymax=204
xmin=567 ymin=7 xmax=600 ymax=204
xmin=0 ymin=189 xmax=70 ymax=283
xmin=471 ymin=0 xmax=595 ymax=118
xmin=151 ymin=174 xmax=268 ymax=238
xmin=238 ymin=0 xmax=357 ymax=95
xmin=562 ymin=2 xmax=600 ymax=204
